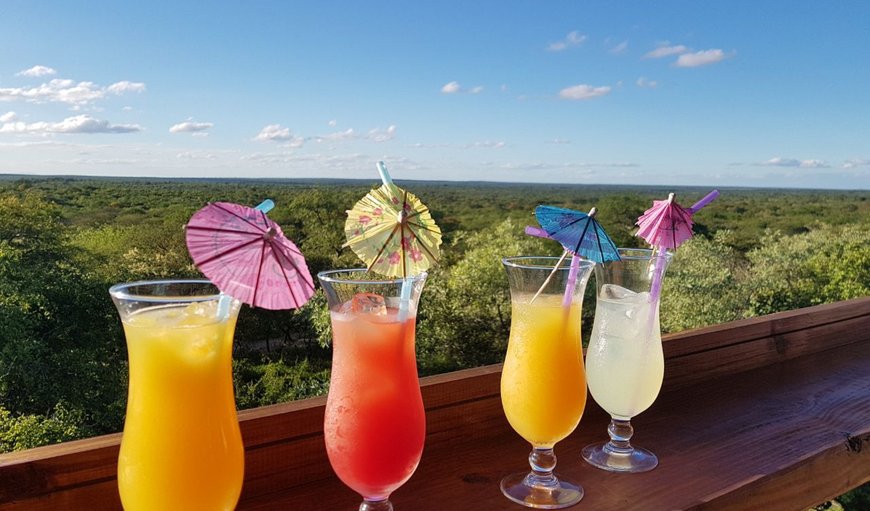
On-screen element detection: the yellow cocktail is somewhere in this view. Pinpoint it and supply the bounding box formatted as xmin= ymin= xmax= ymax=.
xmin=111 ymin=281 xmax=244 ymax=511
xmin=499 ymin=256 xmax=595 ymax=509
xmin=501 ymin=295 xmax=586 ymax=447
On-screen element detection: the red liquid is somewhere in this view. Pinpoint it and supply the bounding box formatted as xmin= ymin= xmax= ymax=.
xmin=324 ymin=308 xmax=426 ymax=500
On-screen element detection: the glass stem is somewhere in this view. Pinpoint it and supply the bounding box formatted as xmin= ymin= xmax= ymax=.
xmin=605 ymin=418 xmax=635 ymax=455
xmin=526 ymin=447 xmax=559 ymax=490
xmin=360 ymin=498 xmax=393 ymax=511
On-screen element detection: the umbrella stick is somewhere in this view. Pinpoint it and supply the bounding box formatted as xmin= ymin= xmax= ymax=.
xmin=562 ymin=253 xmax=581 ymax=307
xmin=531 ymin=249 xmax=569 ymax=303
xmin=376 ymin=161 xmax=414 ymax=322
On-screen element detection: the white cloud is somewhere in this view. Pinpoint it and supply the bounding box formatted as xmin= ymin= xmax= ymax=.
xmin=16 ymin=65 xmax=57 ymax=77
xmin=328 ymin=119 xmax=337 ymax=127
xmin=176 ymin=151 xmax=217 ymax=160
xmin=763 ymin=157 xmax=829 ymax=168
xmin=0 ymin=78 xmax=146 ymax=105
xmin=609 ymin=40 xmax=629 ymax=55
xmin=0 ymin=111 xmax=17 ymax=123
xmin=843 ymin=159 xmax=870 ymax=169
xmin=547 ymin=30 xmax=587 ymax=52
xmin=367 ymin=125 xmax=397 ymax=142
xmin=636 ymin=77 xmax=658 ymax=88
xmin=468 ymin=140 xmax=506 ymax=149
xmin=107 ymin=81 xmax=146 ymax=94
xmin=675 ymin=49 xmax=730 ymax=67
xmin=441 ymin=81 xmax=461 ymax=94
xmin=314 ymin=128 xmax=356 ymax=143
xmin=441 ymin=81 xmax=484 ymax=95
xmin=547 ymin=138 xmax=571 ymax=145
xmin=558 ymin=84 xmax=611 ymax=100
xmin=254 ymin=124 xmax=296 ymax=142
xmin=644 ymin=44 xmax=689 ymax=59
xmin=169 ymin=120 xmax=214 ymax=134
xmin=0 ymin=114 xmax=142 ymax=134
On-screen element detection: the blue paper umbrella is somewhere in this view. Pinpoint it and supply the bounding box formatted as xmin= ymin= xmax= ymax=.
xmin=535 ymin=205 xmax=621 ymax=264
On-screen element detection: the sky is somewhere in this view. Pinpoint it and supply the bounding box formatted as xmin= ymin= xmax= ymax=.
xmin=1 ymin=1 xmax=869 ymax=189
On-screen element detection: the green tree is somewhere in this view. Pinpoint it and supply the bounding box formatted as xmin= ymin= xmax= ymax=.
xmin=417 ymin=219 xmax=553 ymax=372
xmin=660 ymin=231 xmax=748 ymax=333
xmin=0 ymin=192 xmax=126 ymax=447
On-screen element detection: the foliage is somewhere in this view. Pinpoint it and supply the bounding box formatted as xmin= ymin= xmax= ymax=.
xmin=0 ymin=403 xmax=88 ymax=452
xmin=417 ymin=219 xmax=556 ymax=372
xmin=660 ymin=230 xmax=748 ymax=333
xmin=233 ymin=358 xmax=330 ymax=410
xmin=746 ymin=224 xmax=870 ymax=316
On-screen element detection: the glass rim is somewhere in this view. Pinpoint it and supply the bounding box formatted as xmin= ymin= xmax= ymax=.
xmin=613 ymin=247 xmax=674 ymax=261
xmin=502 ymin=255 xmax=597 ymax=270
xmin=317 ymin=268 xmax=428 ymax=286
xmin=108 ymin=279 xmax=222 ymax=303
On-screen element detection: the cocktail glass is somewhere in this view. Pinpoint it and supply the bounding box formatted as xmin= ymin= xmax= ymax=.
xmin=318 ymin=270 xmax=428 ymax=511
xmin=500 ymin=256 xmax=596 ymax=509
xmin=109 ymin=280 xmax=244 ymax=511
xmin=581 ymin=248 xmax=673 ymax=472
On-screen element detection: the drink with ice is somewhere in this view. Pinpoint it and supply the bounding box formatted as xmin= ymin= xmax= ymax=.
xmin=586 ymin=284 xmax=664 ymax=419
xmin=582 ymin=248 xmax=672 ymax=473
xmin=318 ymin=271 xmax=427 ymax=510
xmin=110 ymin=281 xmax=244 ymax=511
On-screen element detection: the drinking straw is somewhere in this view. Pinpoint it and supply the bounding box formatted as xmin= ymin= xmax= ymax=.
xmin=563 ymin=253 xmax=581 ymax=307
xmin=255 ymin=199 xmax=275 ymax=213
xmin=376 ymin=161 xmax=414 ymax=322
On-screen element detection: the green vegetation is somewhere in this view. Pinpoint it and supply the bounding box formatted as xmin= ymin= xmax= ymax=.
xmin=1 ymin=176 xmax=868 ymax=507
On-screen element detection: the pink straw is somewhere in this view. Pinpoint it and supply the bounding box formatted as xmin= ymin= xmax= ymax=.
xmin=525 ymin=225 xmax=581 ymax=306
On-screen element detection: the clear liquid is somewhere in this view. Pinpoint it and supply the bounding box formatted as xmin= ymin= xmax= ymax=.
xmin=586 ymin=291 xmax=664 ymax=419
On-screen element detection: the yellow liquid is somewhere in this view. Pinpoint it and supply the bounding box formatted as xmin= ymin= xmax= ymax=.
xmin=501 ymin=295 xmax=586 ymax=448
xmin=118 ymin=304 xmax=244 ymax=511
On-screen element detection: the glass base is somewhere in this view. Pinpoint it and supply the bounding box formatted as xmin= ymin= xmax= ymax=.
xmin=500 ymin=471 xmax=584 ymax=509
xmin=581 ymin=441 xmax=658 ymax=473
xmin=359 ymin=498 xmax=393 ymax=511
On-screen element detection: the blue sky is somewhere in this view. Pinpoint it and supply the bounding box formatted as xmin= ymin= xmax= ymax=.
xmin=1 ymin=1 xmax=869 ymax=189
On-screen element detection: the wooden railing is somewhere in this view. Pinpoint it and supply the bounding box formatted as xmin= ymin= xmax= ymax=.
xmin=2 ymin=297 xmax=869 ymax=510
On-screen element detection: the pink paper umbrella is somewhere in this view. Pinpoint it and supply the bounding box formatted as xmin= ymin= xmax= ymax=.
xmin=636 ymin=191 xmax=719 ymax=249
xmin=636 ymin=190 xmax=720 ymax=305
xmin=185 ymin=202 xmax=315 ymax=310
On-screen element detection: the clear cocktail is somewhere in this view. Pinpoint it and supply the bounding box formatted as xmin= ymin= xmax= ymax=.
xmin=318 ymin=270 xmax=427 ymax=511
xmin=582 ymin=248 xmax=672 ymax=473
xmin=110 ymin=281 xmax=244 ymax=511
xmin=585 ymin=285 xmax=664 ymax=418
xmin=500 ymin=256 xmax=595 ymax=509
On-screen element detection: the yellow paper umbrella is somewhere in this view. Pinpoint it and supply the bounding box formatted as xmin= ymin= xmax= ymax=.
xmin=343 ymin=162 xmax=442 ymax=278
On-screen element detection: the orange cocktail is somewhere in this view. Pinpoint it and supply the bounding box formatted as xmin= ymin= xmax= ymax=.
xmin=110 ymin=281 xmax=244 ymax=511
xmin=319 ymin=271 xmax=427 ymax=510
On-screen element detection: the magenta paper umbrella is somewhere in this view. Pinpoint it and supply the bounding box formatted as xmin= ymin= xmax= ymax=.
xmin=185 ymin=201 xmax=315 ymax=310
xmin=636 ymin=190 xmax=719 ymax=306
xmin=636 ymin=194 xmax=694 ymax=250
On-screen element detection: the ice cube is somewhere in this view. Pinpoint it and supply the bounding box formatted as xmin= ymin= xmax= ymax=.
xmin=351 ymin=293 xmax=388 ymax=315
xmin=601 ymin=284 xmax=638 ymax=301
xmin=175 ymin=302 xmax=219 ymax=327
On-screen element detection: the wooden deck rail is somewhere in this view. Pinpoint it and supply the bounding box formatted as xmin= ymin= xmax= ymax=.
xmin=2 ymin=297 xmax=869 ymax=510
